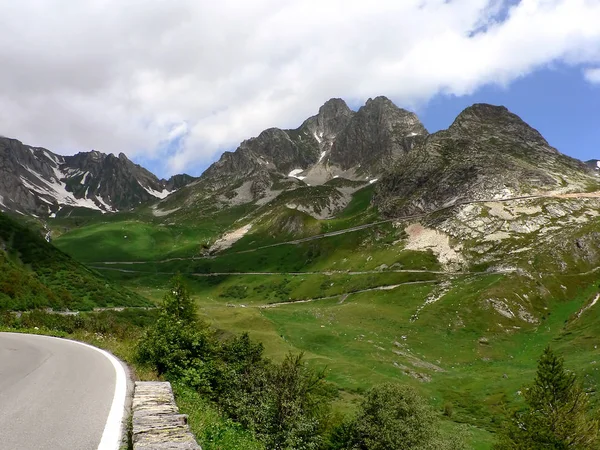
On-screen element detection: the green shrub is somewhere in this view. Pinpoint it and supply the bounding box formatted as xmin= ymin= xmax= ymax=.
xmin=137 ymin=276 xmax=333 ymax=449
xmin=443 ymin=402 xmax=454 ymax=418
xmin=333 ymin=383 xmax=466 ymax=450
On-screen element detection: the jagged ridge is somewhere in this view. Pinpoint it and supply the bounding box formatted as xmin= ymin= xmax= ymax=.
xmin=0 ymin=137 xmax=196 ymax=216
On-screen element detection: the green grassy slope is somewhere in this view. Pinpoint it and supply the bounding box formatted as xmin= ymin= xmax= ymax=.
xmin=51 ymin=187 xmax=600 ymax=449
xmin=0 ymin=212 xmax=151 ymax=310
xmin=53 ymin=204 xmax=254 ymax=262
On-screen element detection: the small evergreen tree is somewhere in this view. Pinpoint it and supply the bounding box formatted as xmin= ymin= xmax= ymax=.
xmin=136 ymin=275 xmax=215 ymax=380
xmin=495 ymin=346 xmax=599 ymax=449
xmin=161 ymin=274 xmax=197 ymax=323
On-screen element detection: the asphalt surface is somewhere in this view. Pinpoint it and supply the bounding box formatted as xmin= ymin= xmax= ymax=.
xmin=0 ymin=332 xmax=124 ymax=450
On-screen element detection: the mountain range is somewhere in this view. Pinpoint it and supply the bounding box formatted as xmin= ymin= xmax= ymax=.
xmin=1 ymin=96 xmax=598 ymax=222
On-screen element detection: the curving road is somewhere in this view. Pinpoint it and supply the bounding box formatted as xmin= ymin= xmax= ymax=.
xmin=0 ymin=332 xmax=127 ymax=450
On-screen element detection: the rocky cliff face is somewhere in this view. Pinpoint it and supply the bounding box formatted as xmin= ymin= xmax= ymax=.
xmin=0 ymin=137 xmax=195 ymax=216
xmin=329 ymin=96 xmax=428 ymax=174
xmin=200 ymin=98 xmax=356 ymax=191
xmin=173 ymin=96 xmax=427 ymax=215
xmin=373 ymin=104 xmax=597 ymax=217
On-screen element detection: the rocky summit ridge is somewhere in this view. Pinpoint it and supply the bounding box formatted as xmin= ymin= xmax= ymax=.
xmin=0 ymin=137 xmax=196 ymax=217
xmin=155 ymin=96 xmax=434 ymax=219
xmin=373 ymin=103 xmax=596 ymax=217
xmin=155 ymin=98 xmax=597 ymax=222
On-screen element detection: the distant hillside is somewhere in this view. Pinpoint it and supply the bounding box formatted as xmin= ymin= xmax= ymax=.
xmin=0 ymin=212 xmax=150 ymax=310
xmin=0 ymin=137 xmax=196 ymax=217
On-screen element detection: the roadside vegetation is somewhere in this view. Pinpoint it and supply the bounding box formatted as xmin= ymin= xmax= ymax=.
xmin=4 ymin=276 xmax=597 ymax=449
xmin=134 ymin=276 xmax=468 ymax=449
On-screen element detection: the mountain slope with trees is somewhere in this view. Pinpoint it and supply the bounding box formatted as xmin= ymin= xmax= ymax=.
xmin=0 ymin=212 xmax=149 ymax=310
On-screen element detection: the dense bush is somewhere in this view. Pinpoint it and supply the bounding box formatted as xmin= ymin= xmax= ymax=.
xmin=137 ymin=277 xmax=332 ymax=448
xmin=329 ymin=383 xmax=466 ymax=450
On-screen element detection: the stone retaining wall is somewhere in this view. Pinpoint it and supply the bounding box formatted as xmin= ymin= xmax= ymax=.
xmin=132 ymin=381 xmax=201 ymax=450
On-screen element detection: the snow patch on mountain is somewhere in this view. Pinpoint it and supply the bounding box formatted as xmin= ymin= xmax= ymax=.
xmin=288 ymin=169 xmax=306 ymax=180
xmin=96 ymin=195 xmax=115 ymax=212
xmin=20 ymin=166 xmax=105 ymax=212
xmin=138 ymin=181 xmax=172 ymax=199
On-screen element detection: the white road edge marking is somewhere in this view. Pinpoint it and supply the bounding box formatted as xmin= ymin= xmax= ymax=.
xmin=33 ymin=335 xmax=127 ymax=450
xmin=88 ymin=343 xmax=127 ymax=450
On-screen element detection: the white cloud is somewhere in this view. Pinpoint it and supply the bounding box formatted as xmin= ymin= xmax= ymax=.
xmin=584 ymin=67 xmax=600 ymax=84
xmin=1 ymin=0 xmax=600 ymax=176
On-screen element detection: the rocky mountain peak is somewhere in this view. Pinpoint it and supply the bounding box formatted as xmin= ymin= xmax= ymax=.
xmin=316 ymin=98 xmax=354 ymax=138
xmin=374 ymin=103 xmax=595 ymax=217
xmin=242 ymin=126 xmax=318 ymax=174
xmin=450 ymin=103 xmax=550 ymax=148
xmin=329 ymin=96 xmax=428 ymax=172
xmin=301 ymin=98 xmax=354 ymax=144
xmin=364 ymin=95 xmax=394 ymax=108
xmin=318 ymin=98 xmax=351 ymax=116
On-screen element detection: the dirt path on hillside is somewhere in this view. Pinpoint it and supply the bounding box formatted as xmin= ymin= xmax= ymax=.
xmin=90 ymin=266 xmax=516 ymax=277
xmin=258 ymin=280 xmax=439 ymax=309
xmin=93 ymin=191 xmax=599 ymax=266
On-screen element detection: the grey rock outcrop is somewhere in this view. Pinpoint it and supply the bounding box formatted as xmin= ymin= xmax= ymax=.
xmin=330 ymin=96 xmax=428 ymax=174
xmin=132 ymin=381 xmax=201 ymax=450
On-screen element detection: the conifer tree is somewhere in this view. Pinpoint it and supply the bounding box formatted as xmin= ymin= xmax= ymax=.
xmin=495 ymin=346 xmax=599 ymax=449
xmin=162 ymin=274 xmax=196 ymax=323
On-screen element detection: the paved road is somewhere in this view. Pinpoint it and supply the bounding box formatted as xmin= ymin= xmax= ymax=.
xmin=0 ymin=333 xmax=127 ymax=450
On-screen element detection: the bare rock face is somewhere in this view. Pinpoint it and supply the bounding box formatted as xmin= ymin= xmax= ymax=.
xmin=0 ymin=137 xmax=196 ymax=216
xmin=182 ymin=96 xmax=428 ymax=212
xmin=373 ymin=104 xmax=597 ymax=217
xmin=302 ymin=98 xmax=355 ymax=142
xmin=200 ymin=98 xmax=355 ymax=192
xmin=330 ymin=96 xmax=428 ymax=174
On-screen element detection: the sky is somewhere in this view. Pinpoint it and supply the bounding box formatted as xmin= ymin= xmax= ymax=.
xmin=1 ymin=0 xmax=600 ymax=178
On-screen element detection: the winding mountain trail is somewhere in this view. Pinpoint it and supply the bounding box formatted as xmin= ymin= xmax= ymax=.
xmin=258 ymin=280 xmax=439 ymax=309
xmin=92 ymin=191 xmax=600 ymax=266
xmin=91 ymin=266 xmax=514 ymax=277
xmin=85 ymin=191 xmax=600 ymax=312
